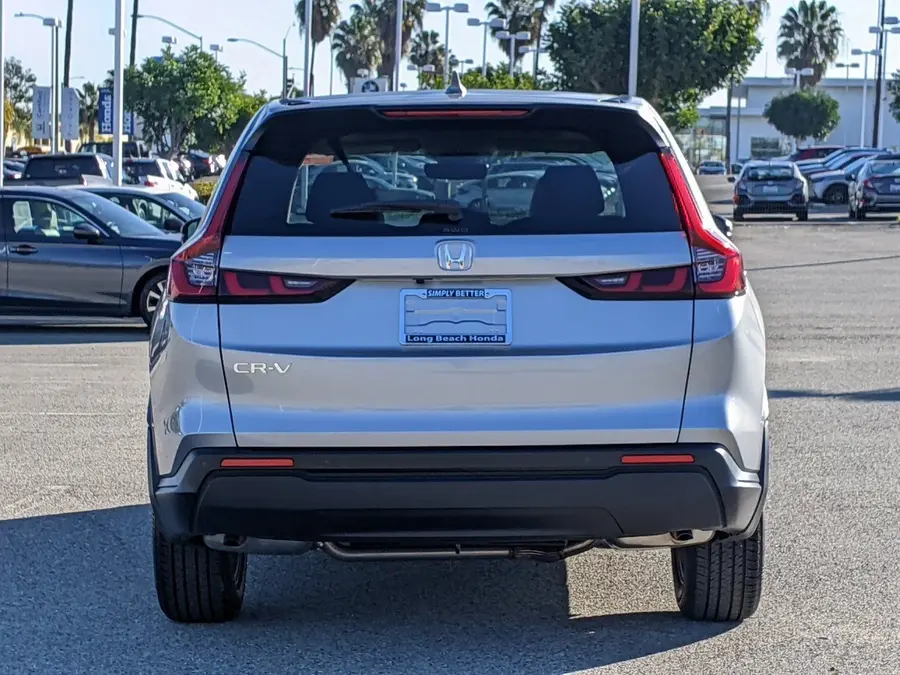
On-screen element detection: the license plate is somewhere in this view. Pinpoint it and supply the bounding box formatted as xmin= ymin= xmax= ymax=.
xmin=889 ymin=184 xmax=900 ymax=193
xmin=400 ymin=288 xmax=511 ymax=346
xmin=762 ymin=185 xmax=779 ymax=194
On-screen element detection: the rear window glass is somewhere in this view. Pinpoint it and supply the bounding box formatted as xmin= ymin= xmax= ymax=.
xmin=869 ymin=161 xmax=900 ymax=176
xmin=25 ymin=157 xmax=102 ymax=179
xmin=745 ymin=166 xmax=794 ymax=181
xmin=228 ymin=106 xmax=682 ymax=237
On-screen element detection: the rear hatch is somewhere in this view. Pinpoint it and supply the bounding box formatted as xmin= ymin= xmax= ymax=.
xmin=866 ymin=160 xmax=900 ymax=194
xmin=186 ymin=103 xmax=717 ymax=449
xmin=743 ymin=165 xmax=799 ymax=200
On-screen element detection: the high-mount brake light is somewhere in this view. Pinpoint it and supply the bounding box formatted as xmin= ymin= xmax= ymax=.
xmin=381 ymin=109 xmax=529 ymax=119
xmin=660 ymin=152 xmax=746 ymax=299
xmin=167 ymin=154 xmax=248 ymax=302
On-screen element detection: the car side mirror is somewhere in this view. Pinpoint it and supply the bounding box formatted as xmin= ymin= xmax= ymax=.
xmin=726 ymin=175 xmax=736 ymax=183
xmin=181 ymin=217 xmax=201 ymax=242
xmin=163 ymin=218 xmax=182 ymax=233
xmin=72 ymin=222 xmax=103 ymax=242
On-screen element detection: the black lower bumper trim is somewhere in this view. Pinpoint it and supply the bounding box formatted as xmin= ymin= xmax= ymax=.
xmin=149 ymin=442 xmax=765 ymax=545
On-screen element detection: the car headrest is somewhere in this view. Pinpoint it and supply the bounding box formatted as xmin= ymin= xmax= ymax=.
xmin=305 ymin=172 xmax=378 ymax=223
xmin=530 ymin=165 xmax=606 ymax=222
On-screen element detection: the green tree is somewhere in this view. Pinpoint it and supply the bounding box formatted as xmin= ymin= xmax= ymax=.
xmin=78 ymin=82 xmax=100 ymax=141
xmin=422 ymin=63 xmax=539 ymax=90
xmin=486 ymin=0 xmax=536 ymax=65
xmin=195 ymin=90 xmax=268 ymax=153
xmin=295 ymin=0 xmax=342 ymax=96
xmin=4 ymin=98 xmax=15 ymax=147
xmin=374 ymin=0 xmax=427 ymax=83
xmin=4 ymin=58 xmax=37 ymax=137
xmin=123 ymin=46 xmax=246 ymax=156
xmin=409 ymin=30 xmax=451 ymax=74
xmin=777 ymin=1 xmax=843 ymax=87
xmin=548 ymin=0 xmax=764 ymax=129
xmin=332 ymin=11 xmax=382 ymax=88
xmin=763 ymin=89 xmax=839 ymax=142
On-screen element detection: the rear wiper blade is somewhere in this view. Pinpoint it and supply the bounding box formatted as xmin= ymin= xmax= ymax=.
xmin=330 ymin=200 xmax=462 ymax=219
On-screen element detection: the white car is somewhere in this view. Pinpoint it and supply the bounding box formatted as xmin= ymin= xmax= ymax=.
xmin=124 ymin=158 xmax=200 ymax=201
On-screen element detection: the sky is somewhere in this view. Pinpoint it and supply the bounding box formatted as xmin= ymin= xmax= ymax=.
xmin=1 ymin=0 xmax=887 ymax=105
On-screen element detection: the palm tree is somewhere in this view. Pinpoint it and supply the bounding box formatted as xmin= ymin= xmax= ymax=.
xmin=529 ymin=0 xmax=554 ymax=77
xmin=78 ymin=82 xmax=100 ymax=141
xmin=409 ymin=30 xmax=449 ymax=74
xmin=777 ymin=0 xmax=843 ymax=87
xmin=485 ymin=0 xmax=535 ymax=65
xmin=332 ymin=11 xmax=382 ymax=89
xmin=295 ymin=0 xmax=342 ymax=96
xmin=374 ymin=0 xmax=426 ymax=82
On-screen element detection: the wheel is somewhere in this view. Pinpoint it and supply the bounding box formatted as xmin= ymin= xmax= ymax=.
xmin=857 ymin=208 xmax=867 ymax=221
xmin=153 ymin=514 xmax=247 ymax=623
xmin=796 ymin=210 xmax=808 ymax=221
xmin=732 ymin=210 xmax=744 ymax=222
xmin=848 ymin=203 xmax=857 ymax=220
xmin=138 ymin=271 xmax=168 ymax=327
xmin=823 ymin=185 xmax=847 ymax=205
xmin=671 ymin=518 xmax=764 ymax=622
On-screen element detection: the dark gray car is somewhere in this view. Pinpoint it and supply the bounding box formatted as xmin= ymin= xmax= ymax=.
xmin=70 ymin=184 xmax=206 ymax=233
xmin=0 ymin=186 xmax=181 ymax=325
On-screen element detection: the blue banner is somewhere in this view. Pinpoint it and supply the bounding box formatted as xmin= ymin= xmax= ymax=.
xmin=98 ymin=88 xmax=134 ymax=135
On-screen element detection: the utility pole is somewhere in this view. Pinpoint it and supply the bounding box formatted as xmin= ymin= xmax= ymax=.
xmin=130 ymin=0 xmax=139 ymax=67
xmin=873 ymin=0 xmax=887 ymax=147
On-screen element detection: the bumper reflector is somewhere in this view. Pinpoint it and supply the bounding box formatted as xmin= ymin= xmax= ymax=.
xmin=220 ymin=458 xmax=295 ymax=468
xmin=620 ymin=454 xmax=695 ymax=465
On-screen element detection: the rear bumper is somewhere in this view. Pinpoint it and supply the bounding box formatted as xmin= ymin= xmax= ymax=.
xmin=734 ymin=195 xmax=807 ymax=213
xmin=149 ymin=430 xmax=767 ymax=547
xmin=860 ymin=191 xmax=900 ymax=209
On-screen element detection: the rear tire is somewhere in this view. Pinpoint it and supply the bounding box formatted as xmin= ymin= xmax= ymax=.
xmin=153 ymin=514 xmax=247 ymax=623
xmin=848 ymin=204 xmax=857 ymax=220
xmin=671 ymin=517 xmax=764 ymax=622
xmin=732 ymin=210 xmax=744 ymax=222
xmin=796 ymin=210 xmax=808 ymax=221
xmin=857 ymin=208 xmax=868 ymax=221
xmin=138 ymin=271 xmax=168 ymax=327
xmin=823 ymin=185 xmax=847 ymax=205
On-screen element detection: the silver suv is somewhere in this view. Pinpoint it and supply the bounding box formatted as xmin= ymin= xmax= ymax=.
xmin=148 ymin=87 xmax=768 ymax=625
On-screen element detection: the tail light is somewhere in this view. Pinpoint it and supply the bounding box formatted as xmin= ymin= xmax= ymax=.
xmin=863 ymin=178 xmax=875 ymax=190
xmin=167 ymin=155 xmax=248 ymax=302
xmin=661 ymin=152 xmax=746 ymax=299
xmin=219 ymin=270 xmax=352 ymax=303
xmin=145 ymin=176 xmax=162 ymax=187
xmin=559 ymin=266 xmax=694 ymax=300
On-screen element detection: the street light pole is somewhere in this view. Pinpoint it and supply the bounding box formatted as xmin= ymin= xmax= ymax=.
xmin=303 ymin=0 xmax=313 ymax=95
xmin=135 ymin=14 xmax=202 ymax=50
xmin=628 ymin=0 xmax=640 ymax=96
xmin=426 ymin=3 xmax=469 ymax=79
xmin=467 ymin=18 xmax=505 ymax=77
xmin=228 ymin=37 xmax=290 ymax=97
xmin=49 ymin=20 xmax=59 ymax=152
xmin=393 ymin=0 xmax=403 ymax=91
xmin=835 ymin=61 xmax=860 ymax=146
xmin=853 ymin=47 xmax=880 ymax=146
xmin=113 ymin=0 xmax=125 ymax=185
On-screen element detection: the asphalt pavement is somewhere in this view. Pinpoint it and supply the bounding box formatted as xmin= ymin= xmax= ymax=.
xmin=1 ymin=183 xmax=900 ymax=673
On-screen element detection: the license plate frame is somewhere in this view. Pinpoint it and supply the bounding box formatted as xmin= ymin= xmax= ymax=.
xmin=761 ymin=185 xmax=779 ymax=194
xmin=399 ymin=288 xmax=512 ymax=346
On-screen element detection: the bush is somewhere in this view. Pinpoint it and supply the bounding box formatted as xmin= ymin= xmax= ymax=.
xmin=191 ymin=177 xmax=219 ymax=204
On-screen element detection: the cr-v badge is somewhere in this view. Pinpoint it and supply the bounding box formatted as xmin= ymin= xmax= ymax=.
xmin=233 ymin=363 xmax=292 ymax=374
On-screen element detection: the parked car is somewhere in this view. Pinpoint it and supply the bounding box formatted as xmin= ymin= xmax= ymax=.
xmin=3 ymin=160 xmax=23 ymax=181
xmin=454 ymin=170 xmax=543 ymax=215
xmin=316 ymin=158 xmax=419 ymax=190
xmin=147 ymin=89 xmax=766 ymax=626
xmin=848 ymin=154 xmax=900 ymax=219
xmin=696 ymin=160 xmax=727 ymax=175
xmin=72 ymin=184 xmax=206 ymax=233
xmin=730 ymin=160 xmax=808 ymax=220
xmin=77 ymin=140 xmax=153 ymax=158
xmin=123 ymin=158 xmax=199 ymax=200
xmin=796 ymin=148 xmax=885 ymax=178
xmin=786 ymin=145 xmax=843 ymax=162
xmin=18 ymin=153 xmax=115 ymax=187
xmin=0 ymin=186 xmax=180 ymax=325
xmin=807 ymin=152 xmax=892 ymax=205
xmin=361 ymin=175 xmax=435 ymax=201
xmin=184 ymin=150 xmax=221 ymax=178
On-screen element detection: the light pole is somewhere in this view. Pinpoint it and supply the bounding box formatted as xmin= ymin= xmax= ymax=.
xmin=784 ymin=67 xmax=814 ymax=152
xmin=852 ymin=47 xmax=881 ymax=146
xmin=162 ymin=35 xmax=178 ymax=49
xmin=228 ymin=37 xmax=290 ymax=99
xmin=408 ymin=63 xmax=436 ymax=89
xmin=519 ymin=45 xmax=547 ymax=79
xmin=135 ymin=13 xmax=202 ymax=50
xmin=209 ymin=43 xmax=225 ymax=61
xmin=113 ymin=0 xmax=125 ymax=185
xmin=496 ymin=30 xmax=530 ymax=76
xmin=425 ymin=3 xmax=469 ymax=78
xmin=835 ymin=61 xmax=860 ymax=146
xmin=393 ymin=0 xmax=403 ymax=91
xmin=467 ymin=17 xmax=505 ymax=77
xmin=628 ymin=0 xmax=639 ymax=96
xmin=870 ymin=17 xmax=899 ymax=147
xmin=14 ymin=13 xmax=62 ymax=152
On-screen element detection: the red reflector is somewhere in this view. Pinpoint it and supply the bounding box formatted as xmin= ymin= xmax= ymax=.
xmin=382 ymin=109 xmax=529 ymax=118
xmin=621 ymin=454 xmax=695 ymax=465
xmin=220 ymin=458 xmax=295 ymax=468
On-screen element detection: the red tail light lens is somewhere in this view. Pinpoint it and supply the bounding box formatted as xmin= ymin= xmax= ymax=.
xmin=660 ymin=152 xmax=746 ymax=299
xmin=559 ymin=266 xmax=694 ymax=300
xmin=381 ymin=109 xmax=529 ymax=119
xmin=219 ymin=270 xmax=352 ymax=303
xmin=863 ymin=178 xmax=875 ymax=190
xmin=167 ymin=155 xmax=247 ymax=302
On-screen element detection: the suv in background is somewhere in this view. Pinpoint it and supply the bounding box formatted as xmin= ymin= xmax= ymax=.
xmin=78 ymin=140 xmax=153 ymax=158
xmin=148 ymin=87 xmax=768 ymax=625
xmin=786 ymin=145 xmax=843 ymax=162
xmin=18 ymin=153 xmax=114 ymax=187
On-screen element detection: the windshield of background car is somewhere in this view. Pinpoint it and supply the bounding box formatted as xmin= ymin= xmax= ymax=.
xmin=868 ymin=161 xmax=900 ymax=176
xmin=65 ymin=190 xmax=172 ymax=238
xmin=24 ymin=157 xmax=102 ymax=179
xmin=160 ymin=191 xmax=206 ymax=218
xmin=744 ymin=166 xmax=794 ymax=181
xmin=228 ymin=106 xmax=682 ymax=237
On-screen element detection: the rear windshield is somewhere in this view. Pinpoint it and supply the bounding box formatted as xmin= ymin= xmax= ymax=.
xmin=228 ymin=106 xmax=682 ymax=237
xmin=126 ymin=161 xmax=162 ymax=178
xmin=869 ymin=161 xmax=900 ymax=176
xmin=25 ymin=157 xmax=102 ymax=179
xmin=745 ymin=166 xmax=794 ymax=181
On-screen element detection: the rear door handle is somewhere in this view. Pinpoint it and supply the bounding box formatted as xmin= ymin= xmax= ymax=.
xmin=10 ymin=244 xmax=38 ymax=255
